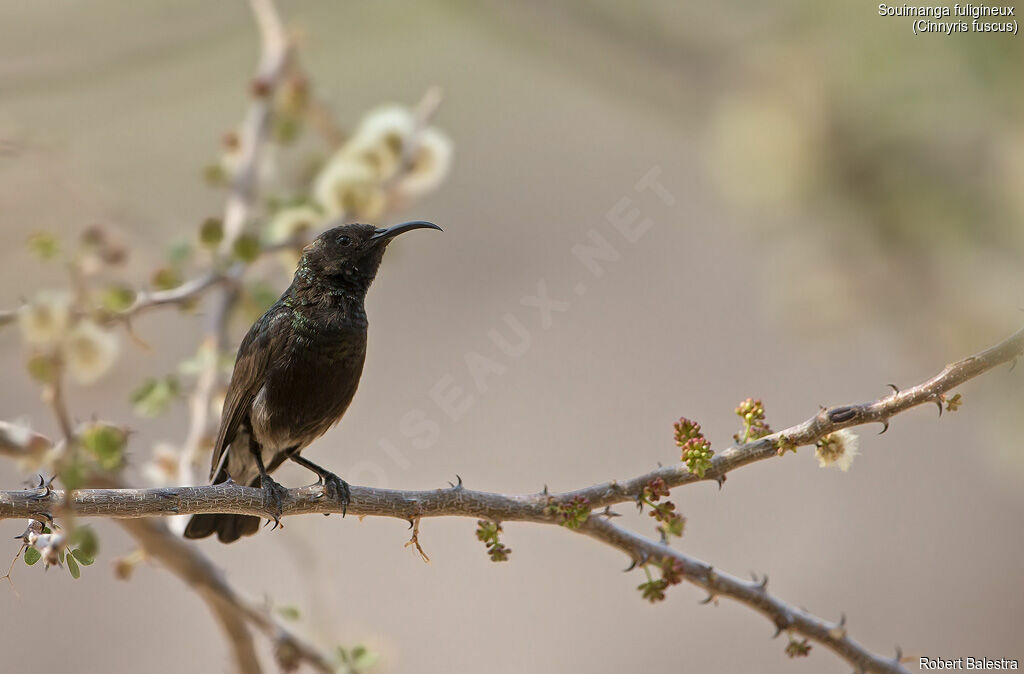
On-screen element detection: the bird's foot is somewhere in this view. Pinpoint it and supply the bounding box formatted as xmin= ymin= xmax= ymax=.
xmin=318 ymin=473 xmax=351 ymax=517
xmin=260 ymin=475 xmax=288 ymax=530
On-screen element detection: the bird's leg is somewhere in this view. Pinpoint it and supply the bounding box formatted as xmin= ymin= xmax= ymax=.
xmin=251 ymin=443 xmax=287 ymax=529
xmin=289 ymin=454 xmax=351 ymax=517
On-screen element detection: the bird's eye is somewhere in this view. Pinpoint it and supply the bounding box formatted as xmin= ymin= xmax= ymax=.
xmin=337 ymin=235 xmax=352 ymax=247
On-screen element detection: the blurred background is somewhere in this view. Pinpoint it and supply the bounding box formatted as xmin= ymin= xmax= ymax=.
xmin=1 ymin=1 xmax=1022 ymax=672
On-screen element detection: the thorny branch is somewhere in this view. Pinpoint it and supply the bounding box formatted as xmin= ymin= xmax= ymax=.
xmin=5 ymin=326 xmax=1022 ymax=673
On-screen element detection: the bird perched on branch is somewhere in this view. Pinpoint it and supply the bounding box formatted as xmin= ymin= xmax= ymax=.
xmin=184 ymin=220 xmax=442 ymax=543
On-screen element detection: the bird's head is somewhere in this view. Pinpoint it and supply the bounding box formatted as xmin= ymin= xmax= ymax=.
xmin=297 ymin=220 xmax=442 ymax=293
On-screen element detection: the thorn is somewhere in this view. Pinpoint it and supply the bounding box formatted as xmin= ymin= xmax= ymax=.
xmin=623 ymin=558 xmax=638 ymax=572
xmin=715 ymin=474 xmax=726 ymax=490
xmin=933 ymin=397 xmax=944 ymax=416
xmin=446 ymin=474 xmax=463 ymax=490
xmin=877 ymin=419 xmax=890 ymax=435
xmin=404 ymin=517 xmax=430 ymax=563
xmin=828 ymin=612 xmax=848 ymax=639
xmin=699 ymin=593 xmax=716 ymax=605
xmin=407 ymin=519 xmax=415 ymax=530
xmin=759 ymin=575 xmax=769 ymax=590
xmin=772 ymin=613 xmax=793 ymax=637
xmin=887 ymin=383 xmax=900 ymax=395
xmin=1009 ymin=358 xmax=1017 ymax=373
xmin=601 ymin=506 xmax=620 ymax=518
xmin=894 ymin=645 xmax=903 ymax=661
xmin=542 ymin=484 xmax=549 ymax=495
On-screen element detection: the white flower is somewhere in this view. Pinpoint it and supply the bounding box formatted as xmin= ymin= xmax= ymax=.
xmin=62 ymin=320 xmax=119 ymax=385
xmin=17 ymin=291 xmax=71 ymax=345
xmin=313 ymin=157 xmax=386 ymax=219
xmin=815 ymin=429 xmax=859 ymax=471
xmin=339 ymin=105 xmax=416 ymax=181
xmin=395 ymin=127 xmax=453 ymax=200
xmin=357 ymin=105 xmax=416 ymax=141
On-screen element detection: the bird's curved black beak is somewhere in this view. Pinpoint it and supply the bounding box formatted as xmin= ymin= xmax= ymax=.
xmin=370 ymin=221 xmax=442 ymax=242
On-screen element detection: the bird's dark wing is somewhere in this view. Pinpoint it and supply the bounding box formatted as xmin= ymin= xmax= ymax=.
xmin=209 ymin=303 xmax=288 ymax=481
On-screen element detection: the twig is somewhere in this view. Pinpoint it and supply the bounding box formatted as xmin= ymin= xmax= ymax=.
xmin=579 ymin=517 xmax=907 ymax=674
xmin=105 ymin=270 xmax=227 ymax=324
xmin=220 ymin=0 xmax=291 ymax=253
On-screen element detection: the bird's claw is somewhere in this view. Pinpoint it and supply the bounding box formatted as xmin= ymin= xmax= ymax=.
xmin=321 ymin=473 xmax=351 ymax=517
xmin=260 ymin=476 xmax=288 ymax=530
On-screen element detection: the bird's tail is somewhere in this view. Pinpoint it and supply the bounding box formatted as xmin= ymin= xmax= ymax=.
xmin=183 ymin=512 xmax=261 ymax=543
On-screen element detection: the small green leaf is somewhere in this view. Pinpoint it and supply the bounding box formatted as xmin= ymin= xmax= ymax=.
xmin=130 ymin=376 xmax=180 ymax=417
xmin=276 ymin=605 xmax=301 ymax=621
xmin=28 ymin=232 xmax=59 ymax=259
xmin=202 ymin=163 xmax=227 ymax=186
xmin=167 ymin=241 xmax=193 ymax=266
xmin=350 ymin=645 xmax=378 ymax=668
xmin=24 ymin=547 xmax=41 ymax=566
xmin=72 ymin=548 xmax=94 ymax=566
xmin=232 ymin=234 xmax=261 ymax=263
xmin=100 ymin=285 xmax=137 ymax=312
xmin=70 ymin=526 xmax=99 ymax=560
xmin=59 ymin=458 xmax=86 ymax=490
xmin=81 ymin=424 xmax=127 ymax=470
xmin=273 ymin=116 xmax=302 ymax=144
xmin=67 ymin=552 xmax=81 ymax=579
xmin=199 ymin=218 xmax=224 ymax=247
xmin=58 ymin=547 xmax=65 ymax=564
xmin=150 ymin=267 xmax=182 ymax=291
xmin=26 ymin=354 xmax=55 ymax=384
